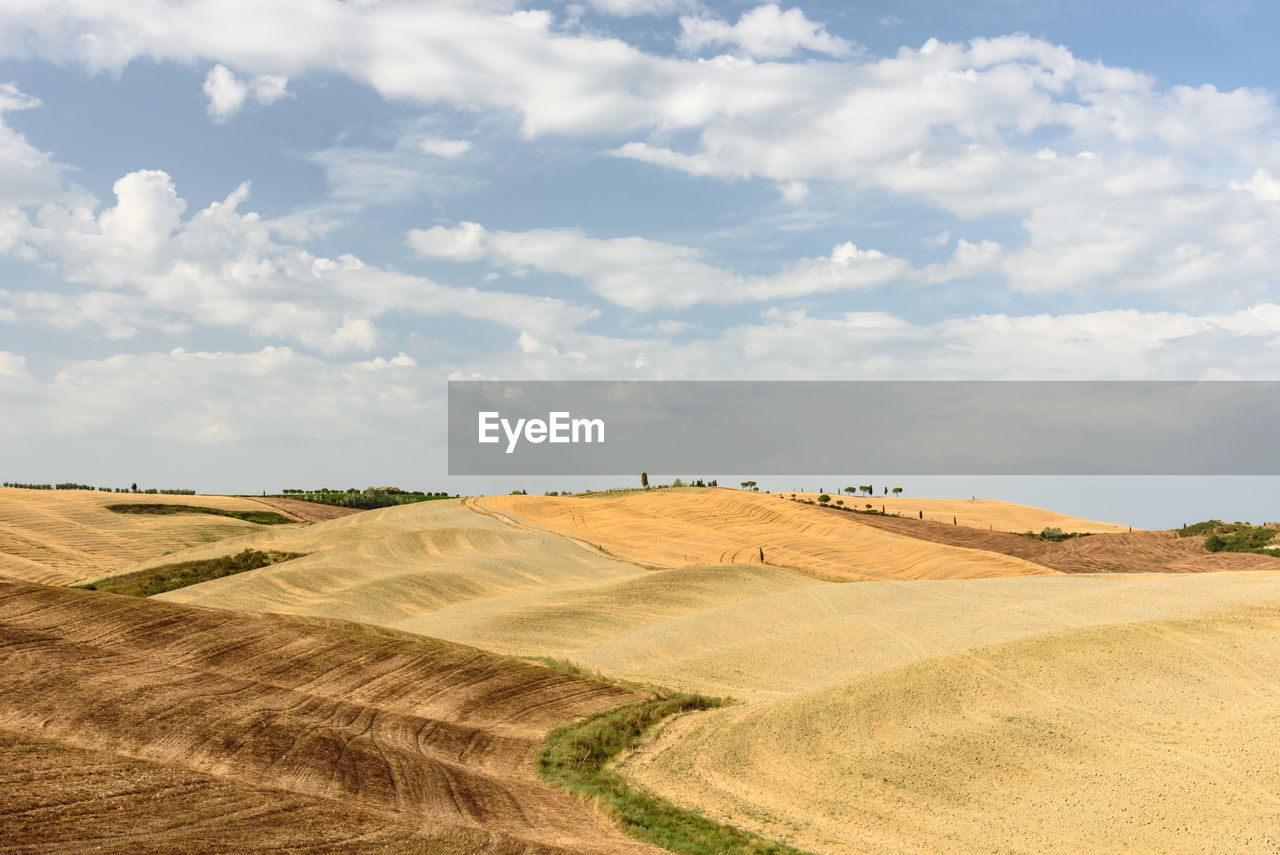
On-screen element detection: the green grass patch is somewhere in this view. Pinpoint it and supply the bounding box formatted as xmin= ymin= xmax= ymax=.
xmin=1177 ymin=520 xmax=1279 ymax=555
xmin=75 ymin=548 xmax=304 ymax=597
xmin=106 ymin=503 xmax=294 ymax=525
xmin=538 ymin=692 xmax=812 ymax=855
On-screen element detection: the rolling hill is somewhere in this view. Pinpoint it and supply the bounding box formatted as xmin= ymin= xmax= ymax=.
xmin=484 ymin=489 xmax=1055 ymax=581
xmin=42 ymin=486 xmax=1280 ymax=854
xmin=0 ymin=487 xmax=319 ymax=586
xmin=0 ymin=579 xmax=656 ymax=854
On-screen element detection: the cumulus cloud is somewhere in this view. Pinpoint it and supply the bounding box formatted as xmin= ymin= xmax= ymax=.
xmin=0 ymin=83 xmax=65 ymax=211
xmin=916 ymin=239 xmax=1003 ymax=286
xmin=202 ymin=64 xmax=288 ymax=121
xmin=678 ymin=5 xmax=856 ymax=58
xmin=0 ymin=3 xmax=1278 ymax=362
xmin=407 ymin=222 xmax=911 ymax=310
xmin=5 ymin=171 xmax=597 ymax=349
xmin=407 ymin=221 xmax=489 ymax=261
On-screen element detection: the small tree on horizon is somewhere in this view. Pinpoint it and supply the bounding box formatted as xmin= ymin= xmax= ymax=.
xmin=641 ymin=472 xmax=648 ymax=488
xmin=892 ymin=487 xmax=903 ymax=497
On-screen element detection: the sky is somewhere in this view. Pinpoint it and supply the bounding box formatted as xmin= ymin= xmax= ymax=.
xmin=0 ymin=1 xmax=1277 ymax=527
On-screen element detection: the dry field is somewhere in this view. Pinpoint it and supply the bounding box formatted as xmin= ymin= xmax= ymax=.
xmin=484 ymin=490 xmax=1054 ymax=581
xmin=621 ymin=603 xmax=1280 ymax=854
xmin=787 ymin=491 xmax=1132 ymax=532
xmin=9 ymin=486 xmax=1280 ymax=853
xmin=839 ymin=507 xmax=1279 ymax=574
xmin=0 ymin=579 xmax=656 ymax=854
xmin=153 ymin=498 xmax=646 ymax=622
xmin=254 ymin=494 xmax=364 ymax=521
xmin=0 ymin=487 xmax=320 ymax=585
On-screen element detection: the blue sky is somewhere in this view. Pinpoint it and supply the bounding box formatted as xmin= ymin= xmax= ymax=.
xmin=0 ymin=1 xmax=1277 ymax=526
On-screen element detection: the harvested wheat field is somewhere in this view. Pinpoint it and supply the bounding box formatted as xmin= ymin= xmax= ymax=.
xmin=485 ymin=489 xmax=1055 ymax=581
xmin=34 ymin=487 xmax=1280 ymax=854
xmin=832 ymin=507 xmax=1280 ymax=574
xmin=0 ymin=580 xmax=656 ymax=854
xmin=0 ymin=487 xmax=313 ymax=586
xmin=789 ymin=491 xmax=1133 ymax=532
xmin=622 ymin=601 xmax=1280 ymax=854
xmin=153 ymin=498 xmax=647 ymax=623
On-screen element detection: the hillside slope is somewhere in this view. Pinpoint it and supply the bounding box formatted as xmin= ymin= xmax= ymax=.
xmin=0 ymin=580 xmax=655 ymax=854
xmin=153 ymin=499 xmax=647 ymax=622
xmin=0 ymin=488 xmax=305 ymax=585
xmin=834 ymin=508 xmax=1279 ymax=574
xmin=485 ymin=489 xmax=1055 ymax=581
xmin=623 ymin=603 xmax=1280 ymax=854
xmin=790 ymin=492 xmax=1132 ymax=532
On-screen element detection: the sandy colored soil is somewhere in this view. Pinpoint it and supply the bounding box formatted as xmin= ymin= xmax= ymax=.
xmin=831 ymin=507 xmax=1280 ymax=574
xmin=0 ymin=488 xmax=304 ymax=585
xmin=254 ymin=495 xmax=364 ymax=521
xmin=790 ymin=491 xmax=1133 ymax=532
xmin=0 ymin=580 xmax=656 ymax=854
xmin=49 ymin=489 xmax=1280 ymax=853
xmin=153 ymin=498 xmax=647 ymax=622
xmin=485 ymin=489 xmax=1055 ymax=581
xmin=621 ymin=603 xmax=1280 ymax=854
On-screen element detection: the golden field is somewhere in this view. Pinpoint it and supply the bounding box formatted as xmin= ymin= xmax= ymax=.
xmin=4 ymin=485 xmax=1280 ymax=853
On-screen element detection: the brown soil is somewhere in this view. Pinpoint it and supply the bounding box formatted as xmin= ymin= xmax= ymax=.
xmin=0 ymin=730 xmax=567 ymax=854
xmin=254 ymin=495 xmax=364 ymax=522
xmin=828 ymin=508 xmax=1279 ymax=574
xmin=0 ymin=580 xmax=656 ymax=854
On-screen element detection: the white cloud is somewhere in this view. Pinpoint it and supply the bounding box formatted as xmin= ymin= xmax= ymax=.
xmin=778 ymin=180 xmax=809 ymax=203
xmin=5 ymin=171 xmax=598 ymax=350
xmin=0 ymin=350 xmax=27 ymax=378
xmin=251 ymin=74 xmax=289 ymax=104
xmin=452 ymin=303 xmax=1280 ymax=382
xmin=0 ymin=83 xmax=64 ymax=210
xmin=916 ymin=239 xmax=1003 ymax=286
xmin=408 ymin=222 xmax=909 ymax=310
xmin=417 ymin=137 xmax=472 ymax=158
xmin=202 ymin=64 xmax=247 ymax=120
xmin=0 ymin=4 xmax=1276 ymax=332
xmin=586 ymin=0 xmax=690 ymax=16
xmin=1232 ymin=168 xmax=1280 ymax=202
xmin=202 ymin=64 xmax=289 ymax=121
xmin=679 ymin=5 xmax=856 ymax=59
xmin=407 ymin=221 xmax=489 ymax=261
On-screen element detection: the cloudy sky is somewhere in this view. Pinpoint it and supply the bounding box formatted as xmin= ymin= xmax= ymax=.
xmin=0 ymin=1 xmax=1277 ymax=522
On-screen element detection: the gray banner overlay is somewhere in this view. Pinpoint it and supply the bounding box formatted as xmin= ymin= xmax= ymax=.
xmin=448 ymin=381 xmax=1280 ymax=475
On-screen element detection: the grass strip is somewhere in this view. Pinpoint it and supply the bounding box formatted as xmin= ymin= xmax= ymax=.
xmin=538 ymin=692 xmax=812 ymax=855
xmin=76 ymin=549 xmax=304 ymax=597
xmin=106 ymin=503 xmax=294 ymax=525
